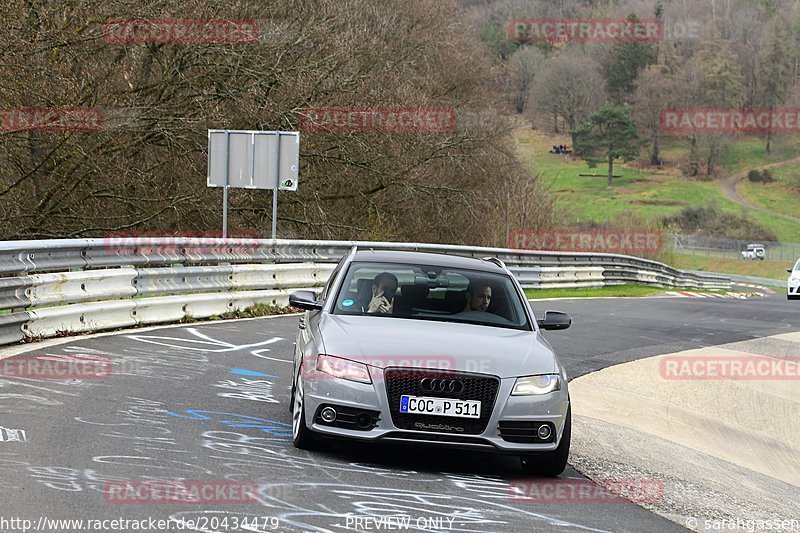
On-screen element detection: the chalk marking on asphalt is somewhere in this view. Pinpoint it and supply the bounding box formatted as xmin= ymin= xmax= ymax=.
xmin=0 ymin=379 xmax=80 ymax=397
xmin=249 ymin=347 xmax=292 ymax=364
xmin=0 ymin=313 xmax=301 ymax=363
xmin=123 ymin=329 xmax=283 ymax=353
xmin=0 ymin=427 xmax=27 ymax=443
xmin=244 ymin=482 xmax=614 ymax=533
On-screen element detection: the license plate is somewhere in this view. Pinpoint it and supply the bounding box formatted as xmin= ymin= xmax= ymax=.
xmin=399 ymin=395 xmax=481 ymax=418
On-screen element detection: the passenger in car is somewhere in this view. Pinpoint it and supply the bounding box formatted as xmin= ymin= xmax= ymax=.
xmin=365 ymin=272 xmax=399 ymax=314
xmin=463 ymin=280 xmax=492 ymax=312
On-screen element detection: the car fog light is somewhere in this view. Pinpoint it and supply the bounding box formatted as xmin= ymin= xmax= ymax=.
xmin=321 ymin=406 xmax=337 ymax=422
xmin=537 ymin=424 xmax=552 ymax=439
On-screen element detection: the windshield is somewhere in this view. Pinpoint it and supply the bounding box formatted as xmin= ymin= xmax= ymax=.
xmin=332 ymin=261 xmax=531 ymax=331
xmin=794 ymin=260 xmax=800 ymax=272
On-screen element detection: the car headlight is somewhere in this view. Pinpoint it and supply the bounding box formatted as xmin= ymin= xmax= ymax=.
xmin=512 ymin=374 xmax=561 ymax=395
xmin=316 ymin=355 xmax=372 ymax=384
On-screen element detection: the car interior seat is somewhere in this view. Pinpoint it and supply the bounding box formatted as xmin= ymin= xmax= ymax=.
xmin=355 ymin=278 xmax=373 ymax=310
xmin=485 ymin=285 xmax=512 ymax=320
xmin=394 ymin=284 xmax=430 ymax=316
xmin=444 ymin=290 xmax=467 ymax=313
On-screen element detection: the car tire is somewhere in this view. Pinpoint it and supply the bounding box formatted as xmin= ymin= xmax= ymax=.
xmin=520 ymin=405 xmax=571 ymax=477
xmin=291 ymin=364 xmax=323 ymax=450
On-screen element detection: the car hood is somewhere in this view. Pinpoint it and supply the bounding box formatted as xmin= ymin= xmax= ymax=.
xmin=317 ymin=314 xmax=558 ymax=378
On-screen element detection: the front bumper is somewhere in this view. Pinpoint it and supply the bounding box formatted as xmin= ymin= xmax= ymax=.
xmin=302 ymin=366 xmax=570 ymax=453
xmin=788 ymin=280 xmax=800 ymax=299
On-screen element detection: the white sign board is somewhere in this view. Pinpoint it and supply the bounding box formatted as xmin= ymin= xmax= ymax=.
xmin=207 ymin=130 xmax=299 ymax=191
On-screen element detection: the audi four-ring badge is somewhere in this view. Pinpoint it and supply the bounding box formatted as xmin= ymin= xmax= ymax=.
xmin=288 ymin=248 xmax=573 ymax=476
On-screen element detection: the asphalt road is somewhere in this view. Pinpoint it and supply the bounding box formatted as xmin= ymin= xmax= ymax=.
xmin=1 ymin=293 xmax=797 ymax=533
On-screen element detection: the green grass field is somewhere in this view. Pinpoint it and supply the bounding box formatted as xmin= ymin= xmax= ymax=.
xmin=739 ymin=162 xmax=800 ymax=221
xmin=655 ymin=135 xmax=797 ymax=173
xmin=524 ymin=284 xmax=733 ymax=300
xmin=516 ymin=130 xmax=800 ymax=240
xmin=717 ymin=136 xmax=800 ymax=173
xmin=671 ymin=253 xmax=793 ymax=281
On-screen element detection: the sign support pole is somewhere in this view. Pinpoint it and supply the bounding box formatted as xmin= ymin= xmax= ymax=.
xmin=271 ymin=134 xmax=281 ymax=240
xmin=222 ymin=185 xmax=228 ymax=238
xmin=222 ymin=131 xmax=230 ymax=238
xmin=271 ymin=189 xmax=278 ymax=240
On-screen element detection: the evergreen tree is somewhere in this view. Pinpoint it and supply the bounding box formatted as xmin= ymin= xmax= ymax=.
xmin=572 ymin=105 xmax=642 ymax=188
xmin=604 ymin=14 xmax=658 ymax=103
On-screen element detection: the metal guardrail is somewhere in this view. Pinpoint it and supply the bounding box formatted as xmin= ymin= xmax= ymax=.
xmin=686 ymin=270 xmax=786 ymax=289
xmin=0 ymin=238 xmax=731 ymax=347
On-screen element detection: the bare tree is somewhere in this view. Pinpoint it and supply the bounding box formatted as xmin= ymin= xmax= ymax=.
xmin=507 ymin=46 xmax=546 ymax=113
xmin=755 ymin=17 xmax=793 ymax=154
xmin=527 ymin=48 xmax=605 ymax=146
xmin=632 ymin=65 xmax=678 ymax=165
xmin=0 ymin=0 xmax=554 ymax=246
xmin=672 ymin=37 xmax=744 ymax=176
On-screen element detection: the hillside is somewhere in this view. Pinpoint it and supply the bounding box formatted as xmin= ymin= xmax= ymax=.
xmin=516 ymin=129 xmax=800 ymax=242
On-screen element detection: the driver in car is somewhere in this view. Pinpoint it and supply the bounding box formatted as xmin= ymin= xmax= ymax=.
xmin=463 ymin=280 xmax=492 ymax=312
xmin=366 ymin=272 xmax=398 ymax=314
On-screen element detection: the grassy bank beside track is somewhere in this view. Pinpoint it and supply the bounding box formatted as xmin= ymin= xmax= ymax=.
xmin=739 ymin=161 xmax=800 ymax=222
xmin=672 ymin=253 xmax=793 ymax=281
xmin=516 ymin=130 xmax=800 ymax=241
xmin=524 ymin=284 xmax=739 ymax=300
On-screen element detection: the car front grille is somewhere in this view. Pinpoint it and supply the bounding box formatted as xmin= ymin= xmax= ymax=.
xmin=384 ymin=368 xmax=500 ymax=435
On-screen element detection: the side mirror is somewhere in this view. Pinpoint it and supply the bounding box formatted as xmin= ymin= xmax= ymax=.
xmin=289 ymin=290 xmax=323 ymax=311
xmin=537 ymin=310 xmax=572 ymax=331
xmin=788 ymin=269 xmax=794 ymax=274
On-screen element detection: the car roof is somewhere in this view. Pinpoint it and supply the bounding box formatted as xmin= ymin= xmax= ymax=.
xmin=351 ymin=249 xmax=507 ymax=273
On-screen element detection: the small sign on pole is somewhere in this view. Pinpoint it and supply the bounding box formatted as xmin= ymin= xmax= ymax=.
xmin=207 ymin=130 xmax=300 ymax=238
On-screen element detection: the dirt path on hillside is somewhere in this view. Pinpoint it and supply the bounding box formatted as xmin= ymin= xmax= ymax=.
xmin=719 ymin=156 xmax=800 ymax=224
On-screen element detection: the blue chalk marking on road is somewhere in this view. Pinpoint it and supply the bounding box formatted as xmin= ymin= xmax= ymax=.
xmin=164 ymin=410 xmax=293 ymax=438
xmin=230 ymin=368 xmax=279 ymax=379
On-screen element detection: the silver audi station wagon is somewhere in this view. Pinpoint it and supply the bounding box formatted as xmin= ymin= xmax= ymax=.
xmin=289 ymin=248 xmax=573 ymax=476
